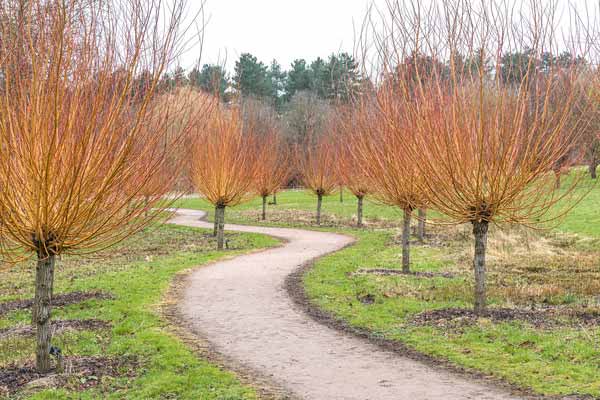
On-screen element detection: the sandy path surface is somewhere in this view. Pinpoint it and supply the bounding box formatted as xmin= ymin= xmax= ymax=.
xmin=170 ymin=208 xmax=520 ymax=400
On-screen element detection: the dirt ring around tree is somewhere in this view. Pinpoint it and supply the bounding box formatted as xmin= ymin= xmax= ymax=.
xmin=0 ymin=319 xmax=111 ymax=340
xmin=0 ymin=355 xmax=139 ymax=395
xmin=0 ymin=291 xmax=114 ymax=318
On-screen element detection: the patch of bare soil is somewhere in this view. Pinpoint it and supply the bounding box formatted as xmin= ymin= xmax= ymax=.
xmin=412 ymin=307 xmax=600 ymax=330
xmin=352 ymin=268 xmax=456 ymax=279
xmin=0 ymin=355 xmax=139 ymax=395
xmin=0 ymin=319 xmax=111 ymax=340
xmin=0 ymin=291 xmax=114 ymax=317
xmin=357 ymin=293 xmax=376 ymax=304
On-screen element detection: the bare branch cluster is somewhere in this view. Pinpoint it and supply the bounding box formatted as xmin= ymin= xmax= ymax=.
xmin=0 ymin=0 xmax=206 ymax=371
xmin=353 ymin=0 xmax=596 ymax=312
xmin=191 ymin=105 xmax=259 ymax=208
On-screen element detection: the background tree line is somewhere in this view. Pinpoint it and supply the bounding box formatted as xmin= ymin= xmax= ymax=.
xmin=156 ymin=52 xmax=364 ymax=108
xmin=150 ymin=48 xmax=600 ymax=180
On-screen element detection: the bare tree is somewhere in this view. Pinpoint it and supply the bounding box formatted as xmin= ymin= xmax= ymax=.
xmin=282 ymin=90 xmax=332 ymax=145
xmin=297 ymin=129 xmax=338 ymax=226
xmin=243 ymin=99 xmax=291 ymax=220
xmin=0 ymin=0 xmax=202 ymax=372
xmin=334 ymin=106 xmax=372 ymax=227
xmin=191 ymin=105 xmax=259 ymax=249
xmin=349 ymin=87 xmax=427 ymax=272
xmin=361 ymin=0 xmax=592 ymax=313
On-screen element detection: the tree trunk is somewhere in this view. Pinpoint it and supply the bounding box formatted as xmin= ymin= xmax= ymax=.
xmin=216 ymin=205 xmax=226 ymax=250
xmin=34 ymin=251 xmax=56 ymax=373
xmin=339 ymin=188 xmax=343 ymax=203
xmin=272 ymin=192 xmax=277 ymax=205
xmin=357 ymin=195 xmax=364 ymax=227
xmin=554 ymin=171 xmax=561 ymax=189
xmin=261 ymin=195 xmax=267 ymax=220
xmin=402 ymin=208 xmax=412 ymax=273
xmin=213 ymin=205 xmax=219 ymax=237
xmin=472 ymin=220 xmax=489 ymax=315
xmin=417 ymin=208 xmax=426 ymax=242
xmin=316 ymin=194 xmax=323 ymax=225
xmin=590 ymin=160 xmax=598 ymax=179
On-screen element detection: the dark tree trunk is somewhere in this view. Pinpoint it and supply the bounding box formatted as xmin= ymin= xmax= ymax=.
xmin=402 ymin=208 xmax=412 ymax=273
xmin=339 ymin=188 xmax=343 ymax=203
xmin=356 ymin=195 xmax=364 ymax=227
xmin=272 ymin=192 xmax=277 ymax=205
xmin=261 ymin=195 xmax=267 ymax=220
xmin=417 ymin=208 xmax=426 ymax=242
xmin=590 ymin=160 xmax=598 ymax=179
xmin=213 ymin=205 xmax=219 ymax=237
xmin=216 ymin=205 xmax=226 ymax=250
xmin=316 ymin=193 xmax=323 ymax=225
xmin=34 ymin=250 xmax=55 ymax=373
xmin=472 ymin=220 xmax=489 ymax=315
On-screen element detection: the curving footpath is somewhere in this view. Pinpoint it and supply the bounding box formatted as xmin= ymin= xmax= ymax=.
xmin=169 ymin=208 xmax=520 ymax=400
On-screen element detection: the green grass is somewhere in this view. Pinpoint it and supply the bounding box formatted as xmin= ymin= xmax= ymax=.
xmin=1 ymin=224 xmax=279 ymax=399
xmin=175 ymin=189 xmax=406 ymax=227
xmin=174 ymin=177 xmax=600 ymax=236
xmin=553 ymin=177 xmax=600 ymax=237
xmin=176 ymin=180 xmax=600 ymax=397
xmin=304 ymin=229 xmax=600 ymax=397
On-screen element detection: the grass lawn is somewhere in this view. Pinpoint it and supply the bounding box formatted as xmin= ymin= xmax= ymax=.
xmin=174 ymin=174 xmax=600 ymax=236
xmin=175 ymin=189 xmax=407 ymax=228
xmin=0 ymin=223 xmax=279 ymax=399
xmin=305 ymin=228 xmax=600 ymax=397
xmin=553 ymin=177 xmax=600 ymax=238
xmin=175 ymin=177 xmax=600 ymax=397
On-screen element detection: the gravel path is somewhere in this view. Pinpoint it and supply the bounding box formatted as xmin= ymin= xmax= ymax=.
xmin=170 ymin=208 xmax=520 ymax=400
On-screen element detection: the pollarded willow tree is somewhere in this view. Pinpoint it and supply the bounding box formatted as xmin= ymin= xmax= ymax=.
xmin=348 ymin=84 xmax=427 ymax=272
xmin=254 ymin=131 xmax=290 ymax=220
xmin=0 ymin=0 xmax=200 ymax=372
xmin=145 ymin=87 xmax=217 ymax=198
xmin=125 ymin=92 xmax=202 ymax=215
xmin=241 ymin=98 xmax=290 ymax=220
xmin=297 ymin=130 xmax=339 ymax=226
xmin=366 ymin=0 xmax=592 ymax=314
xmin=191 ymin=106 xmax=259 ymax=249
xmin=333 ymin=107 xmax=372 ymax=228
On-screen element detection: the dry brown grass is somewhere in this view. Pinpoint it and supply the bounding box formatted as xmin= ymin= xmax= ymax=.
xmin=236 ymin=209 xmax=405 ymax=229
xmin=392 ymin=223 xmax=600 ymax=307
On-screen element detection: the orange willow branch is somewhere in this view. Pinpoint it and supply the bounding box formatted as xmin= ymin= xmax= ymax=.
xmin=191 ymin=104 xmax=259 ymax=248
xmin=0 ymin=0 xmax=207 ymax=372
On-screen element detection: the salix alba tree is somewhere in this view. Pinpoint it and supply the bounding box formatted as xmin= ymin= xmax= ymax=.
xmin=148 ymin=87 xmax=216 ymax=197
xmin=0 ymin=0 xmax=201 ymax=372
xmin=348 ymin=85 xmax=427 ymax=272
xmin=387 ymin=53 xmax=445 ymax=243
xmin=367 ymin=0 xmax=591 ymax=313
xmin=297 ymin=129 xmax=338 ymax=225
xmin=191 ymin=106 xmax=259 ymax=249
xmin=254 ymin=131 xmax=290 ymax=221
xmin=241 ymin=98 xmax=290 ymax=220
xmin=334 ymin=107 xmax=372 ymax=227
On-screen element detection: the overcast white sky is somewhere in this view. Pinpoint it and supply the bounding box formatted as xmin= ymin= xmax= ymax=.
xmin=179 ymin=0 xmax=382 ymax=72
xmin=177 ymin=0 xmax=599 ymax=73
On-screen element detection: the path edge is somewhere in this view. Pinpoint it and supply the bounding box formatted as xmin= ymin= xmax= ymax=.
xmin=164 ymin=208 xmax=566 ymax=400
xmin=284 ymin=242 xmax=560 ymax=400
xmin=159 ymin=237 xmax=299 ymax=400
